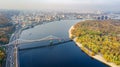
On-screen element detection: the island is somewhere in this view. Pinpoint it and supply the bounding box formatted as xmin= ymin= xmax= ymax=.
xmin=69 ymin=20 xmax=120 ymax=67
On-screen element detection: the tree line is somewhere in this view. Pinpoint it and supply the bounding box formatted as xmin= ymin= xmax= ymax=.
xmin=71 ymin=20 xmax=120 ymax=65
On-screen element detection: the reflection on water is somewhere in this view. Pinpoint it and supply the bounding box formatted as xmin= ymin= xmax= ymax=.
xmin=19 ymin=20 xmax=108 ymax=67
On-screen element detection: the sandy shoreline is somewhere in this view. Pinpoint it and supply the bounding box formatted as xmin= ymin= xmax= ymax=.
xmin=69 ymin=25 xmax=120 ymax=67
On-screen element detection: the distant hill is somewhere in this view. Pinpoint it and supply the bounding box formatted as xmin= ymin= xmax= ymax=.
xmin=0 ymin=14 xmax=9 ymax=25
xmin=0 ymin=14 xmax=15 ymax=44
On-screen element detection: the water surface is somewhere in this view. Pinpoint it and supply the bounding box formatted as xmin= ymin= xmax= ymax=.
xmin=19 ymin=20 xmax=109 ymax=67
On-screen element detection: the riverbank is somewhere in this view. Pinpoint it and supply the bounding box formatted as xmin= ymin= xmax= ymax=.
xmin=69 ymin=25 xmax=120 ymax=67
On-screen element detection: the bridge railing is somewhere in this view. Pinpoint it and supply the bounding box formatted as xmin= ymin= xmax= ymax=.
xmin=3 ymin=35 xmax=71 ymax=47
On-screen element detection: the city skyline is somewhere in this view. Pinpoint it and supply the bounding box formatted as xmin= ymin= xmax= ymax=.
xmin=0 ymin=0 xmax=120 ymax=11
xmin=0 ymin=0 xmax=120 ymax=67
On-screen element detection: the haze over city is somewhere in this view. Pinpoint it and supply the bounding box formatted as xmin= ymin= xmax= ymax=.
xmin=0 ymin=0 xmax=120 ymax=67
xmin=0 ymin=0 xmax=120 ymax=11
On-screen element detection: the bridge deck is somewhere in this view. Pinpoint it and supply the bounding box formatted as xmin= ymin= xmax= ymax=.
xmin=19 ymin=40 xmax=72 ymax=51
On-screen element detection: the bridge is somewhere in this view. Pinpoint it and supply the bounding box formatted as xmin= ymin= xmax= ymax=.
xmin=3 ymin=35 xmax=72 ymax=67
xmin=3 ymin=35 xmax=70 ymax=47
xmin=19 ymin=39 xmax=72 ymax=51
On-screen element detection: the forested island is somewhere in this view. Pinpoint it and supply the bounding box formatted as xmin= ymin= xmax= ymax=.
xmin=69 ymin=20 xmax=120 ymax=67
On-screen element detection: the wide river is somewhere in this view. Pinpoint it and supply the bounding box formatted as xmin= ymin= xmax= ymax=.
xmin=19 ymin=20 xmax=109 ymax=67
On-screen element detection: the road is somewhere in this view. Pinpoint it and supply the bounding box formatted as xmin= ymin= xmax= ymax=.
xmin=4 ymin=23 xmax=68 ymax=67
xmin=5 ymin=23 xmax=22 ymax=67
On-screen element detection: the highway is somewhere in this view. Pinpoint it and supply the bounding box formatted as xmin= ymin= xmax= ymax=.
xmin=4 ymin=23 xmax=70 ymax=67
xmin=5 ymin=23 xmax=22 ymax=67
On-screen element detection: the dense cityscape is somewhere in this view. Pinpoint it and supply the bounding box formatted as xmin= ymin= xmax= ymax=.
xmin=0 ymin=0 xmax=120 ymax=67
xmin=9 ymin=10 xmax=120 ymax=28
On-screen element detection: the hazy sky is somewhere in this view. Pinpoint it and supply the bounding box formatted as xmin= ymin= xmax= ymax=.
xmin=0 ymin=0 xmax=120 ymax=11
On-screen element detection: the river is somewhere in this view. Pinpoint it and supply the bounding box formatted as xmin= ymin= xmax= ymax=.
xmin=19 ymin=20 xmax=109 ymax=67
